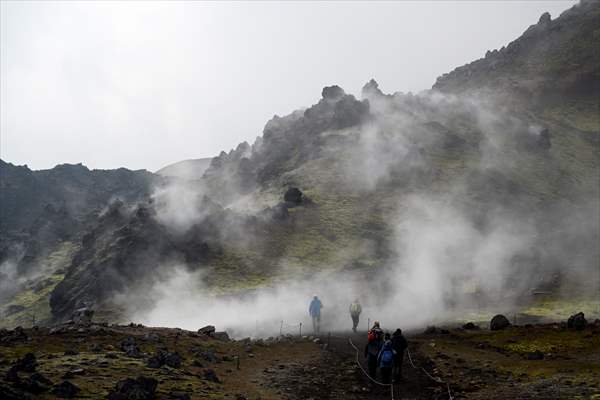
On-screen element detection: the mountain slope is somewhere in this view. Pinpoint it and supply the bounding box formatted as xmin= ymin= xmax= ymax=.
xmin=433 ymin=0 xmax=600 ymax=133
xmin=1 ymin=1 xmax=598 ymax=327
xmin=0 ymin=161 xmax=160 ymax=326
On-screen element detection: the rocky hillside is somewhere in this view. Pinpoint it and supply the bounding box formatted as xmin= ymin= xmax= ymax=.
xmin=0 ymin=162 xmax=160 ymax=326
xmin=1 ymin=1 xmax=599 ymax=328
xmin=433 ymin=0 xmax=600 ymax=133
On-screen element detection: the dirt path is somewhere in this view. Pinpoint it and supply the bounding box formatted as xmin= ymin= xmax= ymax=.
xmin=264 ymin=330 xmax=441 ymax=400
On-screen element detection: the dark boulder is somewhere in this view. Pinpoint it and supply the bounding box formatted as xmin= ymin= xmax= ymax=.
xmin=283 ymin=188 xmax=303 ymax=205
xmin=108 ymin=376 xmax=158 ymax=400
xmin=0 ymin=326 xmax=28 ymax=343
xmin=198 ymin=325 xmax=216 ymax=336
xmin=120 ymin=336 xmax=142 ymax=358
xmin=21 ymin=373 xmax=53 ymax=393
xmin=13 ymin=353 xmax=37 ymax=373
xmin=490 ymin=314 xmax=511 ymax=331
xmin=567 ymin=312 xmax=587 ymax=331
xmin=526 ymin=350 xmax=544 ymax=360
xmin=147 ymin=350 xmax=182 ymax=369
xmin=462 ymin=322 xmax=480 ymax=330
xmin=51 ymin=381 xmax=81 ymax=398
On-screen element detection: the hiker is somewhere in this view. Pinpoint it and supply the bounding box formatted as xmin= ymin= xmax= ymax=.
xmin=391 ymin=328 xmax=408 ymax=382
xmin=349 ymin=299 xmax=362 ymax=332
xmin=378 ymin=334 xmax=396 ymax=384
xmin=364 ymin=321 xmax=384 ymax=379
xmin=308 ymin=295 xmax=323 ymax=335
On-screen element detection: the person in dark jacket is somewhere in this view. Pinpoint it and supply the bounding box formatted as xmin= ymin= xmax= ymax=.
xmin=377 ymin=337 xmax=396 ymax=384
xmin=391 ymin=328 xmax=408 ymax=382
xmin=364 ymin=321 xmax=383 ymax=379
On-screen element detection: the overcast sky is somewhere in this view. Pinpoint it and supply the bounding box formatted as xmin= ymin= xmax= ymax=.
xmin=1 ymin=1 xmax=576 ymax=172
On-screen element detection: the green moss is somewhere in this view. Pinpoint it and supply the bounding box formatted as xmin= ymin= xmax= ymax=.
xmin=522 ymin=297 xmax=600 ymax=321
xmin=0 ymin=241 xmax=78 ymax=328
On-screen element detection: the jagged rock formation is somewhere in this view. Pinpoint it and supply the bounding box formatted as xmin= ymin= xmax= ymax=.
xmin=1 ymin=0 xmax=599 ymax=326
xmin=433 ymin=1 xmax=600 ymax=132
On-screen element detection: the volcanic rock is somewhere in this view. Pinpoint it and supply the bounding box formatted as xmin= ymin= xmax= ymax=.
xmin=120 ymin=336 xmax=142 ymax=358
xmin=51 ymin=380 xmax=81 ymax=398
xmin=0 ymin=326 xmax=28 ymax=343
xmin=283 ymin=187 xmax=303 ymax=205
xmin=147 ymin=350 xmax=182 ymax=369
xmin=462 ymin=322 xmax=480 ymax=330
xmin=321 ymin=85 xmax=345 ymax=101
xmin=71 ymin=307 xmax=94 ymax=325
xmin=107 ymin=376 xmax=158 ymax=400
xmin=490 ymin=314 xmax=511 ymax=331
xmin=203 ymin=368 xmax=221 ymax=383
xmin=22 ymin=373 xmax=53 ymax=393
xmin=13 ymin=352 xmax=37 ymax=373
xmin=567 ymin=312 xmax=587 ymax=331
xmin=198 ymin=325 xmax=216 ymax=336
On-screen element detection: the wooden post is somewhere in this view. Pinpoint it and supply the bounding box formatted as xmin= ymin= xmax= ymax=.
xmin=280 ymin=320 xmax=283 ymax=336
xmin=368 ymin=318 xmax=370 ymax=331
xmin=299 ymin=322 xmax=302 ymax=337
xmin=236 ymin=355 xmax=240 ymax=370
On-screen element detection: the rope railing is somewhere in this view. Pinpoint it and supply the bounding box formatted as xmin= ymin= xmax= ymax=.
xmin=268 ymin=317 xmax=454 ymax=400
xmin=406 ymin=347 xmax=453 ymax=400
xmin=348 ymin=337 xmax=396 ymax=400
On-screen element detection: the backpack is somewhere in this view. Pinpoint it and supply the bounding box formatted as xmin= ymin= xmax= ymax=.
xmin=350 ymin=303 xmax=360 ymax=314
xmin=367 ymin=329 xmax=381 ymax=342
xmin=380 ymin=349 xmax=394 ymax=367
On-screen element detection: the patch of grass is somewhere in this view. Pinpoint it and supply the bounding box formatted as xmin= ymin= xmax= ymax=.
xmin=522 ymin=297 xmax=600 ymax=321
xmin=0 ymin=241 xmax=77 ymax=328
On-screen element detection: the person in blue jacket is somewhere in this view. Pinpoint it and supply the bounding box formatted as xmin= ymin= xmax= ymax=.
xmin=308 ymin=294 xmax=323 ymax=334
xmin=377 ymin=333 xmax=396 ymax=384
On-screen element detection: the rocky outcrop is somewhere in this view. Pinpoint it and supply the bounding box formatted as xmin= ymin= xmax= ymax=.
xmin=433 ymin=0 xmax=600 ymax=112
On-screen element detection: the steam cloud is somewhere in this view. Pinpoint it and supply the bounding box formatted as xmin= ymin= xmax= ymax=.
xmin=125 ymin=88 xmax=599 ymax=338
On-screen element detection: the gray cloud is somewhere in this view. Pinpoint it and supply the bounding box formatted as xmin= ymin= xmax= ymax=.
xmin=1 ymin=0 xmax=576 ymax=171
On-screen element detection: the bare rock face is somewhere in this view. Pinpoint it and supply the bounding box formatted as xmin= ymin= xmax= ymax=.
xmin=361 ymin=79 xmax=384 ymax=98
xmin=72 ymin=308 xmax=94 ymax=325
xmin=321 ymin=85 xmax=345 ymax=101
xmin=490 ymin=314 xmax=511 ymax=331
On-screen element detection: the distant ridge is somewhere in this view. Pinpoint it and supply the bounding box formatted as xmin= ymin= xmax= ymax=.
xmin=155 ymin=158 xmax=212 ymax=180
